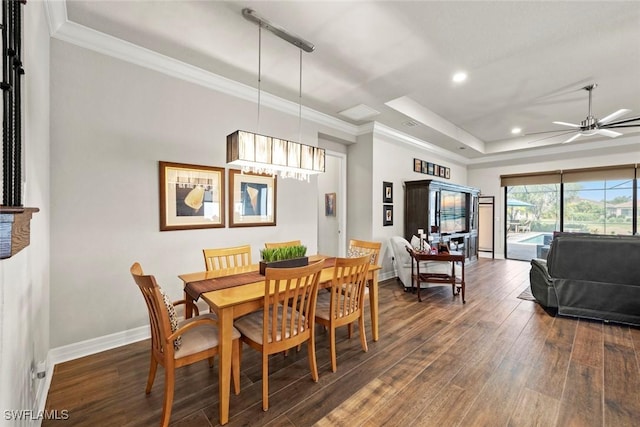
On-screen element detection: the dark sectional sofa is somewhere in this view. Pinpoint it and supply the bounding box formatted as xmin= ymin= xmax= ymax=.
xmin=529 ymin=233 xmax=640 ymax=326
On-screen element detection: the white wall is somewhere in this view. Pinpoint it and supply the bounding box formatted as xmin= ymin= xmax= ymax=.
xmin=0 ymin=0 xmax=51 ymax=421
xmin=468 ymin=140 xmax=640 ymax=257
xmin=48 ymin=39 xmax=327 ymax=348
xmin=347 ymin=132 xmax=374 ymax=242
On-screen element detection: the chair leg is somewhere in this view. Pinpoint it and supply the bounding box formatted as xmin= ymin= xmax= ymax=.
xmin=347 ymin=323 xmax=353 ymax=338
xmin=308 ymin=332 xmax=319 ymax=382
xmin=358 ymin=315 xmax=368 ymax=352
xmin=262 ymin=352 xmax=269 ymax=411
xmin=232 ymin=339 xmax=241 ymax=395
xmin=161 ymin=364 xmax=175 ymax=427
xmin=329 ymin=326 xmax=337 ymax=373
xmin=145 ymin=355 xmax=158 ymax=394
xmin=208 ymin=357 xmax=215 ymax=368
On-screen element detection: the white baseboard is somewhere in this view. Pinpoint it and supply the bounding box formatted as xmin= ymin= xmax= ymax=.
xmin=479 ymin=251 xmax=505 ymax=259
xmin=379 ymin=271 xmax=396 ymax=282
xmin=48 ymin=325 xmax=150 ymax=366
xmin=35 ymin=325 xmax=151 ymax=419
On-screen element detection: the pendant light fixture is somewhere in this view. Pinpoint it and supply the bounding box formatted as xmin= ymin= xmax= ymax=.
xmin=226 ymin=8 xmax=325 ymax=181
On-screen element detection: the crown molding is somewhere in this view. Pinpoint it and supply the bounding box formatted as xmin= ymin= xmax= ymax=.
xmin=467 ymin=134 xmax=640 ymax=168
xmin=45 ymin=1 xmax=358 ymax=137
xmin=368 ymin=122 xmax=470 ymax=165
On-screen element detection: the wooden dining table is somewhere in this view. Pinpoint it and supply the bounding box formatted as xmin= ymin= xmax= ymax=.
xmin=178 ymin=254 xmax=381 ymax=425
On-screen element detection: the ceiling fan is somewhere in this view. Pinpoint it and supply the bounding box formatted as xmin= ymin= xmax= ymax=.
xmin=530 ymin=84 xmax=640 ymax=144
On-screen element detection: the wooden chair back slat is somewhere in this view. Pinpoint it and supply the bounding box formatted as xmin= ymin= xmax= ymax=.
xmin=203 ymin=245 xmax=252 ymax=271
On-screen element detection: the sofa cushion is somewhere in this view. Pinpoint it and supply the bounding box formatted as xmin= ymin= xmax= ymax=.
xmin=548 ymin=235 xmax=640 ymax=285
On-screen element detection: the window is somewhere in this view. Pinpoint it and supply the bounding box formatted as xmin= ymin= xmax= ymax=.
xmin=502 ymin=165 xmax=638 ymax=261
xmin=563 ymin=179 xmax=633 ymax=235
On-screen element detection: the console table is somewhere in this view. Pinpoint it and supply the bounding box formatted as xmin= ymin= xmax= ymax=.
xmin=407 ymin=248 xmax=466 ymax=303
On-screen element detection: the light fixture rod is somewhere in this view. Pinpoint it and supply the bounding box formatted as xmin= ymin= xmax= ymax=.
xmin=242 ymin=8 xmax=315 ymax=53
xmin=584 ymin=83 xmax=596 ymax=119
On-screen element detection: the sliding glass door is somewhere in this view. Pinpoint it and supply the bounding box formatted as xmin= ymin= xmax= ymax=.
xmin=563 ymin=179 xmax=634 ymax=235
xmin=505 ymin=184 xmax=560 ymax=261
xmin=503 ymin=164 xmax=637 ymax=262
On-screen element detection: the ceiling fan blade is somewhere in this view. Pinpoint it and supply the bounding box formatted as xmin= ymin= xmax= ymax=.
xmin=597 ymin=109 xmax=631 ymax=125
xmin=600 ymin=115 xmax=640 ymax=127
xmin=595 ymin=128 xmax=622 ymax=138
xmin=527 ymin=130 xmax=577 ymax=144
xmin=603 ymin=124 xmax=640 ymax=129
xmin=563 ymin=133 xmax=582 ymax=144
xmin=524 ymin=129 xmax=576 ymax=136
xmin=553 ymin=121 xmax=581 ymax=128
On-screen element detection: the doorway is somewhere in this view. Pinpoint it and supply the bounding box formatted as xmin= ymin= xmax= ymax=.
xmin=478 ymin=196 xmax=495 ymax=258
xmin=317 ymin=150 xmax=346 ymax=256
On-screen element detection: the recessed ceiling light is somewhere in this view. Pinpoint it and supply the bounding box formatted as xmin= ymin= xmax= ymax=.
xmin=452 ymin=72 xmax=467 ymax=83
xmin=511 ymin=127 xmax=522 ymax=134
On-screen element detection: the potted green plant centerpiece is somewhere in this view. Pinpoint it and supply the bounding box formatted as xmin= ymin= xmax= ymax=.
xmin=259 ymin=245 xmax=308 ymax=275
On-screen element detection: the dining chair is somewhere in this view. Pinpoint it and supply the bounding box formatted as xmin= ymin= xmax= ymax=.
xmin=233 ymin=260 xmax=324 ymax=411
xmin=203 ymin=244 xmax=252 ymax=271
xmin=314 ymin=254 xmax=371 ymax=372
xmin=130 ymin=263 xmax=241 ymax=427
xmin=264 ymin=240 xmax=302 ymax=249
xmin=347 ymin=238 xmax=381 ymax=307
xmin=348 ymin=238 xmax=381 ymax=265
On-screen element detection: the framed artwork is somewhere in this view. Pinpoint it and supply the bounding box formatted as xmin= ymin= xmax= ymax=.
xmin=383 ymin=204 xmax=393 ymax=226
xmin=413 ymin=158 xmax=422 ymax=173
xmin=445 ymin=167 xmax=451 ymax=179
xmin=439 ymin=165 xmax=446 ymax=177
xmin=428 ymin=162 xmax=435 ymax=175
xmin=325 ymin=192 xmax=336 ymax=216
xmin=229 ymin=169 xmax=277 ymax=227
xmin=383 ymin=181 xmax=393 ymax=203
xmin=159 ymin=161 xmax=225 ymax=231
xmin=422 ymin=160 xmax=429 ymax=174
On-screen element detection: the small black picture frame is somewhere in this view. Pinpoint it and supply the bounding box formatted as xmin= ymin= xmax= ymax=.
xmin=383 ymin=204 xmax=393 ymax=226
xmin=445 ymin=167 xmax=451 ymax=179
xmin=383 ymin=181 xmax=393 ymax=203
xmin=439 ymin=165 xmax=446 ymax=177
xmin=413 ymin=158 xmax=422 ymax=173
xmin=428 ymin=162 xmax=435 ymax=175
xmin=421 ymin=160 xmax=429 ymax=174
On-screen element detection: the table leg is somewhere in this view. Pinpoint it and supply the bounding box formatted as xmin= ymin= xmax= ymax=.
xmin=217 ymin=307 xmax=233 ymax=425
xmin=416 ymin=259 xmax=422 ymax=302
xmin=450 ymin=262 xmax=456 ymax=296
xmin=184 ymin=291 xmax=194 ymax=319
xmin=461 ymin=261 xmax=466 ymax=304
xmin=369 ymin=271 xmax=379 ymax=342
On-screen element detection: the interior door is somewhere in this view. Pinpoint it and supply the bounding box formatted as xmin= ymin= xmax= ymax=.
xmin=478 ymin=196 xmax=495 ymax=258
xmin=317 ymin=151 xmax=346 ymax=256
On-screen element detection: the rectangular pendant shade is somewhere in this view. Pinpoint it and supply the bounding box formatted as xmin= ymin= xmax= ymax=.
xmin=227 ymin=130 xmax=325 ymax=175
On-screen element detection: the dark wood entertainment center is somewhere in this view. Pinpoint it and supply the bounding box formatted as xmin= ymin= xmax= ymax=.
xmin=404 ymin=179 xmax=480 ymax=261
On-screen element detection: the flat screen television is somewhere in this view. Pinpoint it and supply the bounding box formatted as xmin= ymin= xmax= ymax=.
xmin=440 ymin=190 xmax=467 ymax=234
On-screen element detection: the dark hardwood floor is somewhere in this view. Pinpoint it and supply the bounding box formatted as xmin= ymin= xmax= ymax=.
xmin=43 ymin=258 xmax=640 ymax=426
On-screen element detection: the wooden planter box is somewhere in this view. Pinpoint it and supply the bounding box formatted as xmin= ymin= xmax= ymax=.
xmin=259 ymin=256 xmax=309 ymax=275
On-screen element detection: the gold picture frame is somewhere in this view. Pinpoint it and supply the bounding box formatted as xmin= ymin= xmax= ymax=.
xmin=229 ymin=169 xmax=277 ymax=227
xmin=159 ymin=161 xmax=225 ymax=231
